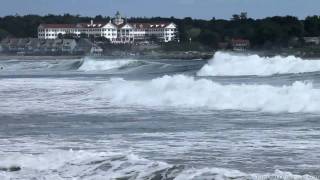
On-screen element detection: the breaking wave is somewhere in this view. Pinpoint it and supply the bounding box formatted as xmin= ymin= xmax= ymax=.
xmin=0 ymin=59 xmax=83 ymax=71
xmin=78 ymin=57 xmax=145 ymax=71
xmin=0 ymin=150 xmax=317 ymax=180
xmin=0 ymin=58 xmax=147 ymax=73
xmin=197 ymin=52 xmax=320 ymax=76
xmin=93 ymin=75 xmax=320 ymax=113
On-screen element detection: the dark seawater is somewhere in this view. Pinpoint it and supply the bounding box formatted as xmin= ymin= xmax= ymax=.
xmin=0 ymin=53 xmax=320 ymax=179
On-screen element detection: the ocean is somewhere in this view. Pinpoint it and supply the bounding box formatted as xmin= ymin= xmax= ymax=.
xmin=0 ymin=52 xmax=319 ymax=179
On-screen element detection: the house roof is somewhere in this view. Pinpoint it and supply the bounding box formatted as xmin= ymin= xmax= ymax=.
xmin=39 ymin=21 xmax=175 ymax=29
xmin=39 ymin=24 xmax=77 ymax=29
xmin=77 ymin=23 xmax=108 ymax=28
xmin=114 ymin=23 xmax=133 ymax=29
xmin=130 ymin=22 xmax=173 ymax=29
xmin=39 ymin=22 xmax=108 ymax=29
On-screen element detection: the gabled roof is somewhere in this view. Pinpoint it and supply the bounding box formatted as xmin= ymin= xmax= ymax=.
xmin=102 ymin=22 xmax=117 ymax=29
xmin=117 ymin=23 xmax=133 ymax=29
xmin=130 ymin=22 xmax=173 ymax=29
xmin=39 ymin=22 xmax=108 ymax=29
xmin=38 ymin=21 xmax=176 ymax=30
xmin=76 ymin=22 xmax=107 ymax=28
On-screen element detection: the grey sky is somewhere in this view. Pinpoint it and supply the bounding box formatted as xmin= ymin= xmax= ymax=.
xmin=0 ymin=0 xmax=319 ymax=19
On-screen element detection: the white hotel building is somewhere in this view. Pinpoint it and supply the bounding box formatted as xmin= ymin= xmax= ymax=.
xmin=38 ymin=12 xmax=178 ymax=43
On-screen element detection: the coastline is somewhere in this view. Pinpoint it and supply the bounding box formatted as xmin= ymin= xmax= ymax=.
xmin=0 ymin=51 xmax=214 ymax=61
xmin=2 ymin=49 xmax=320 ymax=61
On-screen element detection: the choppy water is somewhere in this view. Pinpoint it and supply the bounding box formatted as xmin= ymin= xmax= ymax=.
xmin=1 ymin=52 xmax=320 ymax=180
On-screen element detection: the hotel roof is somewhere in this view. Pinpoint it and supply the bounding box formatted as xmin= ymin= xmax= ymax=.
xmin=39 ymin=22 xmax=175 ymax=29
xmin=130 ymin=22 xmax=172 ymax=29
xmin=39 ymin=24 xmax=77 ymax=28
xmin=39 ymin=22 xmax=108 ymax=29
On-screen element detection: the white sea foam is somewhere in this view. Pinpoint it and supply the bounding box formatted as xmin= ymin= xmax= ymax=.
xmin=78 ymin=57 xmax=140 ymax=71
xmin=197 ymin=52 xmax=320 ymax=76
xmin=2 ymin=75 xmax=320 ymax=114
xmin=0 ymin=150 xmax=172 ymax=180
xmin=94 ymin=75 xmax=320 ymax=113
xmin=0 ymin=149 xmax=318 ymax=180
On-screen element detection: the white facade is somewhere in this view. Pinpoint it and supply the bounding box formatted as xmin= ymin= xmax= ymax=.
xmin=38 ymin=21 xmax=118 ymax=41
xmin=38 ymin=12 xmax=177 ymax=43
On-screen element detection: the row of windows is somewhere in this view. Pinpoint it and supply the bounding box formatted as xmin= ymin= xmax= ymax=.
xmin=37 ymin=37 xmax=174 ymax=42
xmin=150 ymin=28 xmax=174 ymax=31
xmin=40 ymin=33 xmax=117 ymax=37
xmin=118 ymin=29 xmax=133 ymax=33
xmin=102 ymin=33 xmax=116 ymax=36
xmin=103 ymin=29 xmax=116 ymax=32
xmin=166 ymin=33 xmax=175 ymax=36
xmin=38 ymin=32 xmax=175 ymax=38
xmin=40 ymin=28 xmax=117 ymax=33
xmin=40 ymin=28 xmax=175 ymax=33
xmin=46 ymin=34 xmax=57 ymax=37
xmin=38 ymin=33 xmax=56 ymax=37
xmin=40 ymin=32 xmax=174 ymax=36
xmin=134 ymin=33 xmax=175 ymax=36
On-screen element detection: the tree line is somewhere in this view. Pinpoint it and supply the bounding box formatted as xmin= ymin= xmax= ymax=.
xmin=1 ymin=13 xmax=320 ymax=49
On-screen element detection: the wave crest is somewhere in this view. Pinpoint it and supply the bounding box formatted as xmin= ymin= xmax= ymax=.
xmin=78 ymin=57 xmax=144 ymax=71
xmin=197 ymin=52 xmax=320 ymax=76
xmin=93 ymin=75 xmax=320 ymax=113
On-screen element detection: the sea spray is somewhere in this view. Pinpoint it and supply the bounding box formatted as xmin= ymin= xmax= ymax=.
xmin=94 ymin=75 xmax=320 ymax=113
xmin=197 ymin=52 xmax=320 ymax=76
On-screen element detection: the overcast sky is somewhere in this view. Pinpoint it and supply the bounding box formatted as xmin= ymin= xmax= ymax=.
xmin=1 ymin=0 xmax=319 ymax=19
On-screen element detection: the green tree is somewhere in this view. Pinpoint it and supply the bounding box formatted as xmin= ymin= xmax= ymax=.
xmin=0 ymin=28 xmax=9 ymax=40
xmin=304 ymin=16 xmax=320 ymax=36
xmin=199 ymin=30 xmax=219 ymax=47
xmin=186 ymin=28 xmax=201 ymax=40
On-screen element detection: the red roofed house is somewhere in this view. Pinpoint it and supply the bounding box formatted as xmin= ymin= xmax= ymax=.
xmin=38 ymin=11 xmax=178 ymax=44
xmin=231 ymin=39 xmax=250 ymax=51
